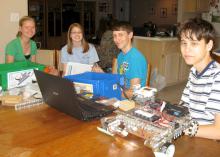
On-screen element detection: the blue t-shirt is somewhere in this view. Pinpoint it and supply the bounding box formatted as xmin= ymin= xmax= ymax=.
xmin=61 ymin=43 xmax=99 ymax=64
xmin=117 ymin=47 xmax=147 ymax=88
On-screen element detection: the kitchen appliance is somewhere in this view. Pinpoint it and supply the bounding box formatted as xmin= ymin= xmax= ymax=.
xmin=144 ymin=21 xmax=157 ymax=37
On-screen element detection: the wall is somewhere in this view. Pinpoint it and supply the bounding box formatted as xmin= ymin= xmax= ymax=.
xmin=0 ymin=0 xmax=28 ymax=63
xmin=130 ymin=0 xmax=177 ymax=27
xmin=209 ymin=0 xmax=220 ymax=49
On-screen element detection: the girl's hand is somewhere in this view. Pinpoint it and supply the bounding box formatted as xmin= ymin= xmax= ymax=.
xmin=92 ymin=63 xmax=104 ymax=73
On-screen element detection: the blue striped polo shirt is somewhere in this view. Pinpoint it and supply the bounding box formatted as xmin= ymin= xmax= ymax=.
xmin=181 ymin=61 xmax=220 ymax=125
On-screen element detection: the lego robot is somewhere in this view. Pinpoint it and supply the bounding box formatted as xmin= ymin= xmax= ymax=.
xmin=97 ymin=87 xmax=198 ymax=157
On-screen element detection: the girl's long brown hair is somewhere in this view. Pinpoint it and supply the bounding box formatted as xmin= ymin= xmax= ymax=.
xmin=67 ymin=23 xmax=89 ymax=54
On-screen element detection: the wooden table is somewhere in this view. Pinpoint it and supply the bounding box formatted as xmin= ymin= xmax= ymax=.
xmin=0 ymin=104 xmax=220 ymax=157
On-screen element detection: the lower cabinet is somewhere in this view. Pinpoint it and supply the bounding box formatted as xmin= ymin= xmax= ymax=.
xmin=179 ymin=57 xmax=191 ymax=82
xmin=133 ymin=36 xmax=190 ymax=87
xmin=163 ymin=53 xmax=180 ymax=85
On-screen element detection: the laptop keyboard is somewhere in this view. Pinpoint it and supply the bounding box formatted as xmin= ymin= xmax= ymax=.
xmin=77 ymin=95 xmax=115 ymax=120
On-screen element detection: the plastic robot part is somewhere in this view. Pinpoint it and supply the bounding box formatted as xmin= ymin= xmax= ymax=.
xmin=134 ymin=87 xmax=157 ymax=98
xmin=184 ymin=120 xmax=199 ymax=137
xmin=154 ymin=144 xmax=175 ymax=157
xmin=134 ymin=109 xmax=154 ymax=118
xmin=98 ymin=87 xmax=192 ymax=157
xmin=98 ymin=103 xmax=192 ymax=157
xmin=160 ymin=101 xmax=166 ymax=112
xmin=97 ymin=127 xmax=114 ymax=136
xmin=133 ymin=86 xmax=157 ymax=105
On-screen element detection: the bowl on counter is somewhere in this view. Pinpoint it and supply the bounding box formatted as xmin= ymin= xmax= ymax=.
xmin=155 ymin=31 xmax=170 ymax=37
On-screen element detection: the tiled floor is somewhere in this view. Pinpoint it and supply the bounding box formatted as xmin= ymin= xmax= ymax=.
xmin=156 ymin=81 xmax=187 ymax=104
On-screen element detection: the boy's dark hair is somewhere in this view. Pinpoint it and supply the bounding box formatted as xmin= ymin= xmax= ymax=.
xmin=177 ymin=18 xmax=216 ymax=52
xmin=112 ymin=21 xmax=133 ymax=33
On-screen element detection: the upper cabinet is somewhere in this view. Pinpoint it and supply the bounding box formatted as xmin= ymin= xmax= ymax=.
xmin=28 ymin=0 xmax=46 ymax=48
xmin=183 ymin=0 xmax=209 ymax=13
xmin=28 ymin=0 xmax=98 ymax=49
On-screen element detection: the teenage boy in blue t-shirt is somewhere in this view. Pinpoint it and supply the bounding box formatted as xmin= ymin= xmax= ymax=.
xmin=93 ymin=21 xmax=147 ymax=99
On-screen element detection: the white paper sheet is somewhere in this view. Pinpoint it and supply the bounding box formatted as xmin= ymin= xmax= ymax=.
xmin=64 ymin=62 xmax=93 ymax=76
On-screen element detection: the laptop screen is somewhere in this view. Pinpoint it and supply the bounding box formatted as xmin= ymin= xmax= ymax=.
xmin=34 ymin=70 xmax=85 ymax=119
xmin=34 ymin=70 xmax=114 ymax=120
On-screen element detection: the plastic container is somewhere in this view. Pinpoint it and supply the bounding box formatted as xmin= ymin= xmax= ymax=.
xmin=0 ymin=61 xmax=45 ymax=90
xmin=64 ymin=72 xmax=124 ymax=100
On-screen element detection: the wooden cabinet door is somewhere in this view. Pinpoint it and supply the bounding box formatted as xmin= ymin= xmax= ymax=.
xmin=183 ymin=0 xmax=197 ymax=12
xmin=179 ymin=57 xmax=191 ymax=82
xmin=163 ymin=53 xmax=180 ymax=85
xmin=197 ymin=0 xmax=209 ymax=12
xmin=28 ymin=0 xmax=46 ymax=48
xmin=183 ymin=0 xmax=209 ymax=12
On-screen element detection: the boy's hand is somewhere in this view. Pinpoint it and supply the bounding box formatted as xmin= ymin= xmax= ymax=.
xmin=92 ymin=63 xmax=104 ymax=73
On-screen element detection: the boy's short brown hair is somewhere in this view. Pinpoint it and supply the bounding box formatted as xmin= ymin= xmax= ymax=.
xmin=112 ymin=21 xmax=133 ymax=33
xmin=178 ymin=18 xmax=216 ymax=52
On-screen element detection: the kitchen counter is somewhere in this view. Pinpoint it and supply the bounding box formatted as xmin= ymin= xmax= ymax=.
xmin=134 ymin=36 xmax=178 ymax=41
xmin=133 ymin=37 xmax=190 ymax=88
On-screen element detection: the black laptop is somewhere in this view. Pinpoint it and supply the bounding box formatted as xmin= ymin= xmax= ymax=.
xmin=34 ymin=70 xmax=115 ymax=121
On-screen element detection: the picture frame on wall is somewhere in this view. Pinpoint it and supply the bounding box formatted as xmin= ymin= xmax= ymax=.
xmin=160 ymin=8 xmax=167 ymax=18
xmin=172 ymin=4 xmax=177 ymax=15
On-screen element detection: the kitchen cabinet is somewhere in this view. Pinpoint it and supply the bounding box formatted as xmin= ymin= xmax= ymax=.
xmin=179 ymin=57 xmax=190 ymax=82
xmin=28 ymin=0 xmax=97 ymax=49
xmin=28 ymin=0 xmax=46 ymax=48
xmin=133 ymin=36 xmax=190 ymax=87
xmin=28 ymin=0 xmax=62 ymax=49
xmin=183 ymin=0 xmax=209 ymax=13
xmin=163 ymin=53 xmax=180 ymax=85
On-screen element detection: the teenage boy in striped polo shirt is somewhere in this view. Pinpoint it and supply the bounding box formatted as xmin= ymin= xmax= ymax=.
xmin=178 ymin=18 xmax=220 ymax=140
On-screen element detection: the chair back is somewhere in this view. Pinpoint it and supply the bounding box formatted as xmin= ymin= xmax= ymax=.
xmin=146 ymin=63 xmax=151 ymax=87
xmin=36 ymin=49 xmax=55 ymax=66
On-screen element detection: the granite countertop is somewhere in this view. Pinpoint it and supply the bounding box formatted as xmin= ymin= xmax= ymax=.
xmin=134 ymin=36 xmax=178 ymax=41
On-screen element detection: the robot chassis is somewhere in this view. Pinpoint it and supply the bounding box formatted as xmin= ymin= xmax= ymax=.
xmin=98 ymin=87 xmax=198 ymax=157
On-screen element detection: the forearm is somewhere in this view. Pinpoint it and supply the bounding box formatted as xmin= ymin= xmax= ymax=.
xmin=6 ymin=55 xmax=14 ymax=63
xmin=122 ymin=88 xmax=133 ymax=99
xmin=31 ymin=55 xmax=36 ymax=62
xmin=121 ymin=78 xmax=141 ymax=99
xmin=196 ymin=124 xmax=220 ymax=140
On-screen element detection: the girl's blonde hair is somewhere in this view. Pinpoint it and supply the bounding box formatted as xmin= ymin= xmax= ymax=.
xmin=67 ymin=23 xmax=89 ymax=54
xmin=16 ymin=16 xmax=36 ymax=37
